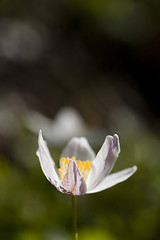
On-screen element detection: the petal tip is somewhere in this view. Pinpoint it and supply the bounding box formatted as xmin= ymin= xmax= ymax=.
xmin=111 ymin=134 xmax=120 ymax=155
xmin=133 ymin=165 xmax=137 ymax=172
xmin=36 ymin=150 xmax=39 ymax=157
xmin=38 ymin=129 xmax=42 ymax=138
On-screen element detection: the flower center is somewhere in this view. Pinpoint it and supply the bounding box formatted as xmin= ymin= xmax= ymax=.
xmin=58 ymin=156 xmax=92 ymax=181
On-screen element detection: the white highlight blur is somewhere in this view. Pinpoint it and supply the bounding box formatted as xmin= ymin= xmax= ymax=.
xmin=0 ymin=18 xmax=47 ymax=62
xmin=25 ymin=107 xmax=88 ymax=145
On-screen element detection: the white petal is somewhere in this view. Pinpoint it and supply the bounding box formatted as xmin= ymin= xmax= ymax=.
xmin=87 ymin=134 xmax=120 ymax=192
xmin=60 ymin=137 xmax=95 ymax=163
xmin=87 ymin=166 xmax=137 ymax=194
xmin=58 ymin=160 xmax=87 ymax=195
xmin=37 ymin=130 xmax=60 ymax=186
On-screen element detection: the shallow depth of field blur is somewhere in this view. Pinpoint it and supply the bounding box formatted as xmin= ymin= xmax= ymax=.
xmin=0 ymin=1 xmax=160 ymax=239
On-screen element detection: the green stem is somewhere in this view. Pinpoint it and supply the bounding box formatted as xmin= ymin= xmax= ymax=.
xmin=72 ymin=195 xmax=78 ymax=240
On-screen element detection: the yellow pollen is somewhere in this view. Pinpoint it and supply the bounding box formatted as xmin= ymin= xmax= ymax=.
xmin=58 ymin=156 xmax=92 ymax=181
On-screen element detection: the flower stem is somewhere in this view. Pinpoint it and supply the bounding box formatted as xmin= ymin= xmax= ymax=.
xmin=72 ymin=195 xmax=78 ymax=240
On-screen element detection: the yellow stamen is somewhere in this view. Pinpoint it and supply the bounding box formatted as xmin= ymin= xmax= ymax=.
xmin=58 ymin=156 xmax=92 ymax=181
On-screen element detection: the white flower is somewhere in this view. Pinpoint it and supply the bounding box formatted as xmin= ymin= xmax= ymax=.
xmin=37 ymin=130 xmax=137 ymax=195
xmin=25 ymin=107 xmax=87 ymax=145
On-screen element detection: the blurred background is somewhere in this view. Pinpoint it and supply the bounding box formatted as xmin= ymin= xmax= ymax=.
xmin=0 ymin=0 xmax=160 ymax=239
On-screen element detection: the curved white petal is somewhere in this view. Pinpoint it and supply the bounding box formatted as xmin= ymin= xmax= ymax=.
xmin=60 ymin=137 xmax=95 ymax=163
xmin=87 ymin=166 xmax=137 ymax=194
xmin=37 ymin=130 xmax=60 ymax=186
xmin=87 ymin=134 xmax=120 ymax=192
xmin=58 ymin=160 xmax=87 ymax=195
